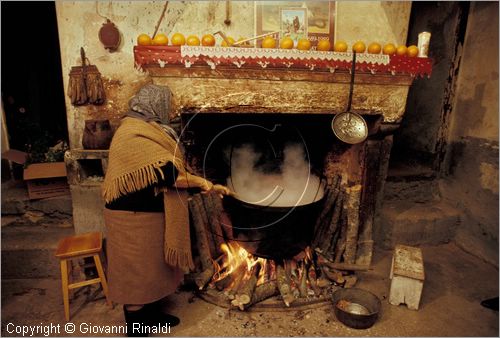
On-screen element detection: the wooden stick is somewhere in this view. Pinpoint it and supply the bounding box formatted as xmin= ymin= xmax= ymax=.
xmin=192 ymin=194 xmax=217 ymax=257
xmin=232 ymin=31 xmax=280 ymax=46
xmin=195 ymin=267 xmax=214 ymax=290
xmin=321 ymin=267 xmax=345 ymax=286
xmin=201 ymin=192 xmax=225 ymax=256
xmin=244 ymin=281 xmax=278 ymax=309
xmin=298 ymin=261 xmax=308 ymax=298
xmin=320 ymin=191 xmax=344 ymax=256
xmin=307 ymin=265 xmax=321 ymax=296
xmin=316 ymin=249 xmax=370 ymax=271
xmin=235 ymin=263 xmax=261 ymax=306
xmin=343 ymin=185 xmax=362 ymax=264
xmin=188 ymin=196 xmax=213 ymax=272
xmin=334 ymin=203 xmax=348 ymax=263
xmin=152 ymin=1 xmax=169 ymax=39
xmin=276 ymin=264 xmax=295 ymax=307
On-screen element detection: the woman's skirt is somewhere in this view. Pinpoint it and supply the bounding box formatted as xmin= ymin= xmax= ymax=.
xmin=104 ymin=209 xmax=183 ymax=305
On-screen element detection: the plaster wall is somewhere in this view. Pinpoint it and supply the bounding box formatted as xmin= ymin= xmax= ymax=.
xmin=443 ymin=2 xmax=499 ymax=266
xmin=55 ymin=1 xmax=411 ymax=149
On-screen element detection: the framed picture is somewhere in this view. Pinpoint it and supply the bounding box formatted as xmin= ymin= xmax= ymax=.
xmin=280 ymin=8 xmax=307 ymax=45
xmin=255 ymin=1 xmax=335 ymax=49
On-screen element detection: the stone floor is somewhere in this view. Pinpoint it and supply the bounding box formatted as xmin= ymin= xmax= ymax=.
xmin=1 ymin=243 xmax=498 ymax=337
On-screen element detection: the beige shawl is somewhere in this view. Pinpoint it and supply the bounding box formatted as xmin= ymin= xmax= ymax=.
xmin=102 ymin=117 xmax=194 ymax=272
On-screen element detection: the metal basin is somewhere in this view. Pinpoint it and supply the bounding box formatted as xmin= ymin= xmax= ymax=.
xmin=331 ymin=288 xmax=381 ymax=329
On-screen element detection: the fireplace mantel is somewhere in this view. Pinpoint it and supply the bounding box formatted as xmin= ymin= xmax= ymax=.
xmin=136 ymin=46 xmax=432 ymax=123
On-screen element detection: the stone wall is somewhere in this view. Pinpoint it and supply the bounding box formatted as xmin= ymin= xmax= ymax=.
xmin=442 ymin=2 xmax=499 ymax=266
xmin=55 ymin=1 xmax=411 ymax=149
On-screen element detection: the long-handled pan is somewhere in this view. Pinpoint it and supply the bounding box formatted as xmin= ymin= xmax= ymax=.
xmin=331 ymin=52 xmax=368 ymax=144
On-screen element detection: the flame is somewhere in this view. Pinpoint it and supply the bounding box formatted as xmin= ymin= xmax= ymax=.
xmin=212 ymin=242 xmax=268 ymax=286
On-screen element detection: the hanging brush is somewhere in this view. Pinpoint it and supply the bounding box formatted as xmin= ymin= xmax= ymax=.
xmin=68 ymin=47 xmax=105 ymax=105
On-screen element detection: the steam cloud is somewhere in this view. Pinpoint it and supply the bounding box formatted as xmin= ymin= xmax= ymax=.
xmin=227 ymin=143 xmax=324 ymax=207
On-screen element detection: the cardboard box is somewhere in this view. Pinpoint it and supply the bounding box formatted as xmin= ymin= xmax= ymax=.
xmin=23 ymin=162 xmax=70 ymax=199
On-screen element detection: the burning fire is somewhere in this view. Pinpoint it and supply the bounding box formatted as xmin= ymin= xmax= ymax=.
xmin=205 ymin=241 xmax=354 ymax=310
xmin=211 ymin=242 xmax=271 ymax=288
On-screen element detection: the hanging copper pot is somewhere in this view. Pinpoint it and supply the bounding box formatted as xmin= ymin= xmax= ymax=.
xmin=99 ymin=19 xmax=121 ymax=52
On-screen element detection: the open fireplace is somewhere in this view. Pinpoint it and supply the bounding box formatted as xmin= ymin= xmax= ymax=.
xmin=129 ymin=46 xmax=431 ymax=310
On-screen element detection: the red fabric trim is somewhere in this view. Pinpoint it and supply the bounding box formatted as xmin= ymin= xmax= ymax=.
xmin=134 ymin=46 xmax=433 ymax=77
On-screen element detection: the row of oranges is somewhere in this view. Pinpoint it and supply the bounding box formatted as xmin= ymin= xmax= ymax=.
xmin=138 ymin=33 xmax=221 ymax=46
xmin=137 ymin=33 xmax=419 ymax=57
xmin=348 ymin=41 xmax=419 ymax=57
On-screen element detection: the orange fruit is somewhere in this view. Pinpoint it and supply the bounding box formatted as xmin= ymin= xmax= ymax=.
xmin=151 ymin=33 xmax=168 ymax=46
xmin=171 ymin=33 xmax=186 ymax=46
xmin=261 ymin=36 xmax=276 ymax=48
xmin=280 ymin=36 xmax=294 ymax=49
xmin=297 ymin=38 xmax=312 ymax=50
xmin=186 ymin=35 xmax=200 ymax=46
xmin=333 ymin=41 xmax=348 ymax=52
xmin=137 ymin=34 xmax=152 ymax=46
xmin=407 ymin=45 xmax=419 ymax=57
xmin=201 ymin=34 xmax=216 ymax=46
xmin=221 ymin=36 xmax=235 ymax=47
xmin=317 ymin=40 xmax=331 ymax=51
xmin=352 ymin=41 xmax=366 ymax=53
xmin=382 ymin=43 xmax=396 ymax=55
xmin=396 ymin=45 xmax=407 ymax=56
xmin=367 ymin=42 xmax=382 ymax=54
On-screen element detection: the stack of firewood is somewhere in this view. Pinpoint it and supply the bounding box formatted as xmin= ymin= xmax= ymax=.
xmin=312 ymin=174 xmax=364 ymax=266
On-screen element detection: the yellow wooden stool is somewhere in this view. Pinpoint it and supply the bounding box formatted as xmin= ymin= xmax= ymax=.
xmin=55 ymin=231 xmax=110 ymax=321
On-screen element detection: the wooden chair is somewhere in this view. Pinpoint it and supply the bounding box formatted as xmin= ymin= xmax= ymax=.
xmin=55 ymin=231 xmax=110 ymax=321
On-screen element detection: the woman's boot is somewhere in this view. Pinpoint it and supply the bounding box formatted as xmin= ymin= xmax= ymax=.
xmin=144 ymin=301 xmax=180 ymax=327
xmin=123 ymin=306 xmax=148 ymax=337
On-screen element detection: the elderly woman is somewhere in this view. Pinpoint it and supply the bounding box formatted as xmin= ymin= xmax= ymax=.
xmin=102 ymin=84 xmax=228 ymax=336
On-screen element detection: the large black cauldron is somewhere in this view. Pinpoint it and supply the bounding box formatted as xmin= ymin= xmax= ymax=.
xmin=222 ymin=193 xmax=325 ymax=260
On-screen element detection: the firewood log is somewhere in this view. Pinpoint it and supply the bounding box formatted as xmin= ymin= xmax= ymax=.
xmin=321 ymin=267 xmax=345 ymax=285
xmin=312 ymin=175 xmax=341 ymax=248
xmin=244 ymin=281 xmax=279 ymax=309
xmin=319 ymin=191 xmax=344 ymax=257
xmin=344 ymin=275 xmax=358 ymax=288
xmin=189 ymin=196 xmax=213 ymax=272
xmin=307 ymin=265 xmax=321 ymax=296
xmin=276 ymin=264 xmax=295 ymax=307
xmin=193 ymin=194 xmax=217 ymax=256
xmin=227 ymin=270 xmax=245 ymax=300
xmin=194 ymin=267 xmax=215 ymax=290
xmin=343 ymin=185 xmax=362 ymax=264
xmin=299 ymin=262 xmax=308 ymax=298
xmin=334 ymin=205 xmax=348 ymax=263
xmin=315 ymin=249 xmax=370 ymax=271
xmin=234 ymin=263 xmax=261 ymax=308
xmin=189 ymin=196 xmax=214 ymax=289
xmin=201 ymin=192 xmax=225 ymax=256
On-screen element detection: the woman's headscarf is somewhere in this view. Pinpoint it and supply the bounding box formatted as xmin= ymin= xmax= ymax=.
xmin=125 ymin=84 xmax=180 ymax=141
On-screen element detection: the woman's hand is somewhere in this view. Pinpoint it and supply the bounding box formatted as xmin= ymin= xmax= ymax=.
xmin=211 ymin=184 xmax=232 ymax=196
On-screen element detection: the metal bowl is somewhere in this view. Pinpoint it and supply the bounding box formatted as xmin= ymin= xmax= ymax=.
xmin=331 ymin=288 xmax=381 ymax=329
xmin=331 ymin=112 xmax=368 ymax=144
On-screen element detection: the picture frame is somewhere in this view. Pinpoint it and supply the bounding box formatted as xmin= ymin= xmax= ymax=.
xmin=280 ymin=7 xmax=308 ymax=45
xmin=255 ymin=1 xmax=336 ymax=49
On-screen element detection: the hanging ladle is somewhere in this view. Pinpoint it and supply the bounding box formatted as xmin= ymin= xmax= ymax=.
xmin=331 ymin=52 xmax=368 ymax=144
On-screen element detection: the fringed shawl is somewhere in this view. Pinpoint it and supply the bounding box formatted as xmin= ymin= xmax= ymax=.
xmin=102 ymin=117 xmax=194 ymax=272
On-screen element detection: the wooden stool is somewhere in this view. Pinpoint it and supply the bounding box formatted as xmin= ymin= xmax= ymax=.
xmin=55 ymin=232 xmax=110 ymax=321
xmin=389 ymin=244 xmax=425 ymax=310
